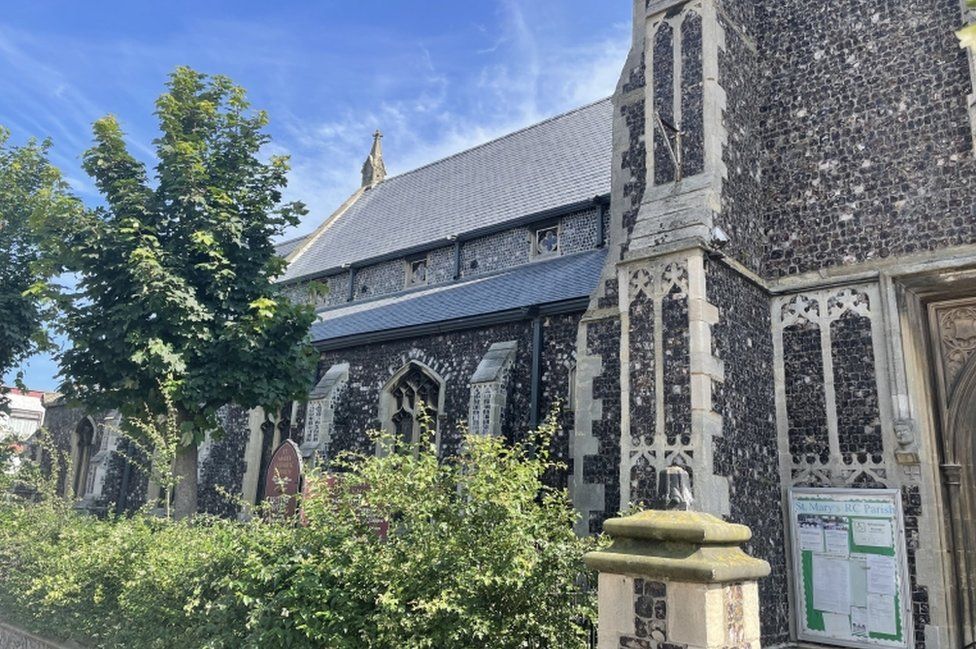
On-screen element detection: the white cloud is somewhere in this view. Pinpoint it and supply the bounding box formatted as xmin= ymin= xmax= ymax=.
xmin=278 ymin=1 xmax=628 ymax=239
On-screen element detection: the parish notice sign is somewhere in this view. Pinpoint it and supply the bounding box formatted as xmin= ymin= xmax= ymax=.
xmin=788 ymin=488 xmax=911 ymax=649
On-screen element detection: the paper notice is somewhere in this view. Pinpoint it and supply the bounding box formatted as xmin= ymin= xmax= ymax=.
xmin=799 ymin=522 xmax=825 ymax=552
xmin=853 ymin=519 xmax=893 ymax=549
xmin=823 ymin=612 xmax=851 ymax=636
xmin=813 ymin=554 xmax=852 ymax=614
xmin=850 ymin=556 xmax=869 ymax=607
xmin=825 ymin=525 xmax=851 ymax=557
xmin=851 ymin=606 xmax=869 ymax=636
xmin=868 ymin=593 xmax=898 ymax=636
xmin=867 ymin=555 xmax=898 ymax=596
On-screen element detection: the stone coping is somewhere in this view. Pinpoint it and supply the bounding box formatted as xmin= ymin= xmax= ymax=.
xmin=603 ymin=510 xmax=752 ymax=544
xmin=584 ymin=510 xmax=771 ymax=583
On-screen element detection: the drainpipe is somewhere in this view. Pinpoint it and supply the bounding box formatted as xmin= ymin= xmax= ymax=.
xmin=593 ymin=195 xmax=608 ymax=248
xmin=345 ymin=265 xmax=355 ymax=302
xmin=115 ymin=441 xmax=132 ymax=515
xmin=451 ymin=239 xmax=462 ymax=280
xmin=529 ymin=311 xmax=543 ymax=430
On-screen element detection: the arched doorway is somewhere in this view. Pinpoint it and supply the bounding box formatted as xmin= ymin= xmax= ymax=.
xmin=946 ymin=354 xmax=976 ymax=647
xmin=70 ymin=418 xmax=96 ymax=499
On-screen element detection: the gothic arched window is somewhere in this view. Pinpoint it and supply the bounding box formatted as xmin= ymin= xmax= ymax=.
xmin=381 ymin=361 xmax=444 ymax=452
xmin=71 ymin=418 xmax=95 ymax=499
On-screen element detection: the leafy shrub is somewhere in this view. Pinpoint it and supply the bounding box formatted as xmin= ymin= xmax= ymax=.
xmin=0 ymin=414 xmax=598 ymax=648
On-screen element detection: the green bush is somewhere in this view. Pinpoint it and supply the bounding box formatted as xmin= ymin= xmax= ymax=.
xmin=0 ymin=415 xmax=598 ymax=648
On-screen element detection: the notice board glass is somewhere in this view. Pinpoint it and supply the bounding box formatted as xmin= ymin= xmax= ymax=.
xmin=788 ymin=488 xmax=911 ymax=649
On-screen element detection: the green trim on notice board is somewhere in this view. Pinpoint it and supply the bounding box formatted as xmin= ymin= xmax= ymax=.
xmin=789 ymin=488 xmax=911 ymax=649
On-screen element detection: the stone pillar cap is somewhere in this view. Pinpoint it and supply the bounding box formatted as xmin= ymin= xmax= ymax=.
xmin=584 ymin=510 xmax=771 ymax=584
xmin=604 ymin=510 xmax=752 ymax=544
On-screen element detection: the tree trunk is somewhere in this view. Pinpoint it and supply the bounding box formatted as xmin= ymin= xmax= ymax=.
xmin=171 ymin=442 xmax=198 ymax=520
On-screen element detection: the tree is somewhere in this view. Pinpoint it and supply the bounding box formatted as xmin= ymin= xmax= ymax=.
xmin=0 ymin=129 xmax=79 ymax=407
xmin=46 ymin=67 xmax=317 ymax=518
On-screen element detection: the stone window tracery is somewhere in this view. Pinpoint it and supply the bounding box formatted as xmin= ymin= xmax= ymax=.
xmin=406 ymin=257 xmax=428 ymax=288
xmin=533 ymin=225 xmax=560 ymax=257
xmin=71 ymin=418 xmax=95 ymax=499
xmin=387 ymin=363 xmax=441 ymax=446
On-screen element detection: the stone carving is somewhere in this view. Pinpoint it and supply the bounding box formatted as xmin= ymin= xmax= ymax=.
xmin=780 ymin=294 xmax=820 ymax=327
xmin=827 ymin=287 xmax=871 ymax=319
xmin=361 ymin=130 xmax=387 ymax=188
xmin=659 ymin=465 xmax=693 ymax=511
xmin=630 ymin=267 xmax=654 ymax=299
xmin=893 ymin=419 xmax=920 ymax=466
xmin=662 ymin=262 xmax=689 ymax=293
xmin=937 ymin=304 xmax=976 ymax=393
xmin=627 ymin=260 xmax=688 ymax=305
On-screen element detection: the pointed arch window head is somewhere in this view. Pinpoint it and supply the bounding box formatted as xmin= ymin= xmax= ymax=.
xmin=71 ymin=418 xmax=96 ymax=499
xmin=381 ymin=360 xmax=445 ymax=454
xmin=389 ymin=364 xmax=440 ymax=447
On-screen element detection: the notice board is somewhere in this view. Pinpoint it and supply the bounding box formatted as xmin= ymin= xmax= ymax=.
xmin=788 ymin=488 xmax=911 ymax=649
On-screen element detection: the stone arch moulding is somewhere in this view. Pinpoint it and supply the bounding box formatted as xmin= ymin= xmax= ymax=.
xmin=84 ymin=412 xmax=122 ymax=505
xmin=69 ymin=416 xmax=97 ymax=499
xmin=945 ymin=351 xmax=976 ymax=645
xmin=377 ymin=359 xmax=447 ymax=454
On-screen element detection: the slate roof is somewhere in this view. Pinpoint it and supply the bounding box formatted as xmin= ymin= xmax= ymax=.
xmin=309 ymin=249 xmax=606 ymax=344
xmin=282 ymin=98 xmax=613 ymax=283
xmin=274 ymin=235 xmax=307 ymax=259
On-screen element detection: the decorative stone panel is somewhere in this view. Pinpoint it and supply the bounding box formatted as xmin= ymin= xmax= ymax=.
xmin=618 ymin=252 xmax=726 ymax=514
xmin=773 ymin=284 xmax=892 ymax=487
xmin=931 ymin=301 xmax=976 ymax=399
xmin=647 ymin=5 xmax=705 ymax=187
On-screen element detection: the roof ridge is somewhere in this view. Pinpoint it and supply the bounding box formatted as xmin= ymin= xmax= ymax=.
xmin=379 ymin=97 xmax=612 ymax=185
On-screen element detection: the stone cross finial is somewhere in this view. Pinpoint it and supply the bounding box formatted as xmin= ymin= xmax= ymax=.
xmin=658 ymin=464 xmax=693 ymax=511
xmin=361 ymin=130 xmax=387 ymax=188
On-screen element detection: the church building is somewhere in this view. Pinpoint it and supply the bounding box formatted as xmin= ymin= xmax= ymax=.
xmin=43 ymin=1 xmax=976 ymax=646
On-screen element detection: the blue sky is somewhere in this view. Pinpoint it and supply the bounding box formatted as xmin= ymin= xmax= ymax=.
xmin=1 ymin=0 xmax=630 ymax=392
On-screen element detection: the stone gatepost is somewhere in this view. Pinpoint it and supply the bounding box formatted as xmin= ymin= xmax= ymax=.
xmin=584 ymin=472 xmax=770 ymax=649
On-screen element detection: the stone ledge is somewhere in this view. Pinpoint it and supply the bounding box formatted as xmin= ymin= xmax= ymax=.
xmin=584 ymin=509 xmax=771 ymax=583
xmin=604 ymin=509 xmax=749 ymax=543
